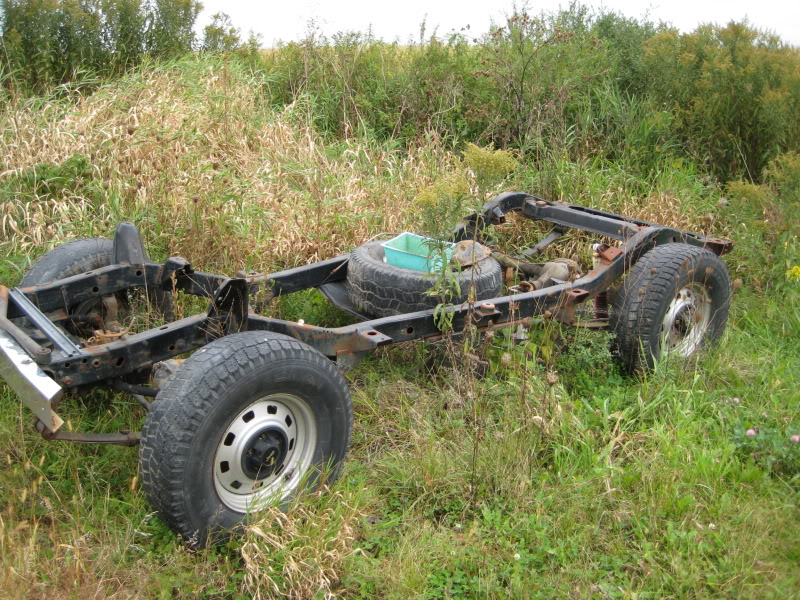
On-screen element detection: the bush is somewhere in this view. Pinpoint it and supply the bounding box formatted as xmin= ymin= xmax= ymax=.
xmin=0 ymin=0 xmax=204 ymax=92
xmin=642 ymin=23 xmax=800 ymax=180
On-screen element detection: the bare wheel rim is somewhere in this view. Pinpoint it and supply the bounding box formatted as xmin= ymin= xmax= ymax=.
xmin=660 ymin=282 xmax=712 ymax=358
xmin=213 ymin=393 xmax=317 ymax=513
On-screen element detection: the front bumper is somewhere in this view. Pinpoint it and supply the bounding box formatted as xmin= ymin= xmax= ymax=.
xmin=0 ymin=331 xmax=63 ymax=432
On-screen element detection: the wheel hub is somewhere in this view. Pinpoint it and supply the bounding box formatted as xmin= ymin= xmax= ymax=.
xmin=242 ymin=428 xmax=288 ymax=479
xmin=660 ymin=283 xmax=712 ymax=357
xmin=212 ymin=394 xmax=317 ymax=513
xmin=672 ymin=304 xmax=694 ymax=335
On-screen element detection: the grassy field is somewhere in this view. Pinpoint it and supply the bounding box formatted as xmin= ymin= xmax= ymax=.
xmin=1 ymin=56 xmax=799 ymax=599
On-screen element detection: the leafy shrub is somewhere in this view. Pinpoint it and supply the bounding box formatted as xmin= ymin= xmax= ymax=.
xmin=0 ymin=0 xmax=212 ymax=92
xmin=642 ymin=23 xmax=800 ymax=180
xmin=4 ymin=153 xmax=93 ymax=198
xmin=763 ymin=151 xmax=800 ymax=205
xmin=4 ymin=3 xmax=800 ymax=185
xmin=462 ymin=143 xmax=518 ymax=192
xmin=200 ymin=12 xmax=241 ymax=52
xmin=414 ymin=166 xmax=471 ymax=243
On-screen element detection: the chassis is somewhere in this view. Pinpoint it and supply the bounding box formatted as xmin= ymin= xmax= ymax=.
xmin=0 ymin=191 xmax=732 ymax=542
xmin=1 ymin=191 xmax=733 ymax=441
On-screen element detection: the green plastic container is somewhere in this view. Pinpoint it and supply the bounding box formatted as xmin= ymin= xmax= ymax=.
xmin=381 ymin=232 xmax=454 ymax=273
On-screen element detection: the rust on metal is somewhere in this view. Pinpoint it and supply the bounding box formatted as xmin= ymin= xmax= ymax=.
xmin=702 ymin=237 xmax=734 ymax=256
xmin=1 ymin=199 xmax=736 ymax=446
xmin=466 ymin=302 xmax=501 ymax=327
xmin=548 ymin=287 xmax=592 ymax=325
xmin=598 ymin=246 xmax=623 ymax=264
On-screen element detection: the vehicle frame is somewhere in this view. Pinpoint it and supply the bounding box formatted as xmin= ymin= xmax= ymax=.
xmin=0 ymin=191 xmax=732 ymax=445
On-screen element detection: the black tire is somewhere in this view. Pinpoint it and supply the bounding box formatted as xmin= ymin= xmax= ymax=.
xmin=139 ymin=331 xmax=352 ymax=547
xmin=19 ymin=237 xmax=173 ymax=329
xmin=20 ymin=238 xmax=115 ymax=286
xmin=611 ymin=243 xmax=731 ymax=373
xmin=346 ymin=241 xmax=503 ymax=318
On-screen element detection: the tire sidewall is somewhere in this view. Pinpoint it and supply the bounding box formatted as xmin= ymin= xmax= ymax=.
xmin=347 ymin=241 xmax=503 ymax=318
xmin=18 ymin=237 xmax=174 ymax=324
xmin=19 ymin=238 xmax=115 ymax=286
xmin=359 ymin=241 xmax=496 ymax=287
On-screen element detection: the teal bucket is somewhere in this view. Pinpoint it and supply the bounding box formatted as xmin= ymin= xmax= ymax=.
xmin=381 ymin=232 xmax=454 ymax=273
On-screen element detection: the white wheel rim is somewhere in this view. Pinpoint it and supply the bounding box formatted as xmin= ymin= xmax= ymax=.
xmin=660 ymin=282 xmax=712 ymax=358
xmin=213 ymin=393 xmax=317 ymax=513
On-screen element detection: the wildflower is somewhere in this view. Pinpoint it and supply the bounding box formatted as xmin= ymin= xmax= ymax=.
xmin=513 ymin=553 xmax=521 ymax=560
xmin=746 ymin=428 xmax=757 ymax=437
xmin=790 ymin=435 xmax=800 ymax=443
xmin=786 ymin=265 xmax=800 ymax=281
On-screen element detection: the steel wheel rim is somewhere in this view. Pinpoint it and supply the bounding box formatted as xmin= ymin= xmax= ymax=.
xmin=213 ymin=393 xmax=317 ymax=513
xmin=660 ymin=282 xmax=712 ymax=357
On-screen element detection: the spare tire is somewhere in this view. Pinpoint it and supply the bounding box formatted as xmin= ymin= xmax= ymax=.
xmin=346 ymin=241 xmax=503 ymax=318
xmin=20 ymin=238 xmax=116 ymax=287
xmin=19 ymin=237 xmax=173 ymax=334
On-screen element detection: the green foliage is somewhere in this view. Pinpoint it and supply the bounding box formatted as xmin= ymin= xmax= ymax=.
xmin=428 ymin=264 xmax=460 ymax=333
xmin=462 ymin=143 xmax=518 ymax=191
xmin=200 ymin=12 xmax=241 ymax=53
xmin=592 ymin=11 xmax=658 ymax=95
xmin=1 ymin=6 xmax=800 ymax=598
xmin=4 ymin=4 xmax=800 ymax=182
xmin=763 ymin=151 xmax=800 ymax=204
xmin=248 ymin=7 xmax=800 ymax=182
xmin=551 ymin=328 xmax=621 ymax=396
xmin=415 ymin=170 xmax=470 ymax=240
xmin=724 ymin=151 xmax=800 ymax=291
xmin=479 ymin=6 xmax=607 ymax=157
xmin=0 ymin=0 xmax=203 ymax=91
xmin=4 ymin=153 xmax=92 ymax=197
xmin=733 ymin=426 xmax=800 ymax=477
xmin=275 ymin=288 xmax=358 ymax=328
xmin=642 ymin=23 xmax=800 ymax=180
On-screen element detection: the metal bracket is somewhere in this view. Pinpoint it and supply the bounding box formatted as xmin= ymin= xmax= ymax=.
xmin=208 ymin=278 xmax=249 ymax=336
xmin=9 ymin=288 xmax=82 ymax=359
xmin=113 ymin=222 xmax=150 ymax=264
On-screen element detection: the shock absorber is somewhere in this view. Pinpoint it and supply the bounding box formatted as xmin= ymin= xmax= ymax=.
xmin=592 ymin=243 xmax=609 ymax=319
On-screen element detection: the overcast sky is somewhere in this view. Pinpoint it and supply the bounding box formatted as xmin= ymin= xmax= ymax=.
xmin=195 ymin=0 xmax=800 ymax=47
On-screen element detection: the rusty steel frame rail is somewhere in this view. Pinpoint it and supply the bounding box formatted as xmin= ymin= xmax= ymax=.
xmin=0 ymin=192 xmax=732 ymax=443
xmin=454 ymin=192 xmax=732 ymax=255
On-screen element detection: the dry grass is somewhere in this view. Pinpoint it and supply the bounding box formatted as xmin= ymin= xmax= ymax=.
xmin=0 ymin=55 xmax=724 ymax=280
xmin=0 ymin=58 xmax=462 ymax=273
xmin=241 ymin=490 xmax=363 ymax=600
